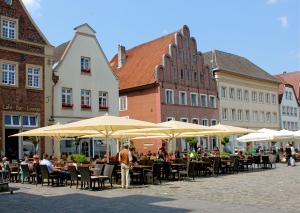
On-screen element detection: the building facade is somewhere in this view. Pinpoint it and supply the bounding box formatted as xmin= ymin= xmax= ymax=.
xmin=111 ymin=25 xmax=218 ymax=153
xmin=203 ymin=50 xmax=280 ymax=151
xmin=47 ymin=24 xmax=119 ymax=157
xmin=0 ymin=0 xmax=53 ymax=160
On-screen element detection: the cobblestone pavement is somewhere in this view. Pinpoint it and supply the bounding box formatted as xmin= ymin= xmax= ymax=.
xmin=1 ymin=163 xmax=299 ymax=213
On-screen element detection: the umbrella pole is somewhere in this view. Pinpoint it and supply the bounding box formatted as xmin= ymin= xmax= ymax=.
xmin=106 ymin=135 xmax=109 ymax=163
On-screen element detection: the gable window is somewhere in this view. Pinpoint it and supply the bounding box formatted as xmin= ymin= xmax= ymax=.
xmin=119 ymin=96 xmax=127 ymax=111
xmin=165 ymin=89 xmax=174 ymax=104
xmin=62 ymin=87 xmax=73 ymax=108
xmin=27 ymin=66 xmax=41 ymax=89
xmin=81 ymin=89 xmax=91 ymax=109
xmin=1 ymin=19 xmax=16 ymax=40
xmin=22 ymin=116 xmax=38 ymax=127
xmin=252 ymin=91 xmax=257 ymax=102
xmin=209 ymin=95 xmax=216 ymax=108
xmin=99 ymin=91 xmax=108 ymax=110
xmin=190 ymin=93 xmax=198 ymax=106
xmin=222 ymin=108 xmax=228 ymax=120
xmin=229 ymin=88 xmax=235 ymax=99
xmin=81 ymin=57 xmax=91 ymax=73
xmin=179 ymin=91 xmax=187 ymax=105
xmin=237 ymin=89 xmax=242 ymax=101
xmin=200 ymin=94 xmax=207 ymax=107
xmin=1 ymin=63 xmax=16 ymax=85
xmin=244 ymin=90 xmax=249 ymax=102
xmin=180 ymin=117 xmax=188 ymax=123
xmin=221 ymin=86 xmax=227 ymax=99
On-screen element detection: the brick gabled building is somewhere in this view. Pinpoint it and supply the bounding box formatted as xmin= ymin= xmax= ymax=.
xmin=110 ymin=25 xmax=218 ymax=153
xmin=0 ymin=0 xmax=53 ymax=160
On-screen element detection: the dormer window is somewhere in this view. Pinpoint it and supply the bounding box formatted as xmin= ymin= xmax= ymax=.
xmin=5 ymin=0 xmax=12 ymax=5
xmin=1 ymin=18 xmax=16 ymax=40
xmin=81 ymin=57 xmax=91 ymax=73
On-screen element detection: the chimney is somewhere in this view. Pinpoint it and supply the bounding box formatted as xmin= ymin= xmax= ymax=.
xmin=118 ymin=44 xmax=126 ymax=68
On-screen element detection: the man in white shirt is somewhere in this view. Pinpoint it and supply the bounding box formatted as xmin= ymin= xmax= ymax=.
xmin=40 ymin=154 xmax=54 ymax=173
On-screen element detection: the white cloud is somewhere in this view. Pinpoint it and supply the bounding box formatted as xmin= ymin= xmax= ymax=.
xmin=278 ymin=16 xmax=288 ymax=28
xmin=267 ymin=0 xmax=279 ymax=5
xmin=22 ymin=0 xmax=42 ymax=14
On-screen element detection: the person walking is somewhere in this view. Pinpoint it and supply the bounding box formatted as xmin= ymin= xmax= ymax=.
xmin=119 ymin=144 xmax=132 ymax=189
xmin=285 ymin=144 xmax=292 ymax=167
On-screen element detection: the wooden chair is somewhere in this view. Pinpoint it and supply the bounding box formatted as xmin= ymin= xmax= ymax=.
xmin=179 ymin=161 xmax=194 ymax=181
xmin=99 ymin=164 xmax=115 ymax=189
xmin=40 ymin=165 xmax=59 ymax=186
xmin=144 ymin=163 xmax=162 ymax=184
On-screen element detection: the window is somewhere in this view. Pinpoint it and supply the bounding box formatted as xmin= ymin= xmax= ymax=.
xmin=245 ymin=110 xmax=250 ymax=121
xmin=283 ymin=121 xmax=287 ymax=129
xmin=5 ymin=0 xmax=13 ymax=5
xmin=200 ymin=94 xmax=207 ymax=107
xmin=22 ymin=116 xmax=38 ymax=127
xmin=237 ymin=109 xmax=243 ymax=121
xmin=209 ymin=95 xmax=216 ymax=108
xmin=229 ymin=88 xmax=235 ymax=99
xmin=287 ymin=122 xmax=291 ymax=129
xmin=193 ymin=72 xmax=198 ymax=81
xmin=253 ymin=111 xmax=258 ymax=122
xmin=244 ymin=90 xmax=249 ymax=102
xmin=266 ymin=112 xmax=271 ymax=123
xmin=222 ymin=108 xmax=228 ymax=120
xmin=231 ymin=109 xmax=236 ymax=121
xmin=202 ymin=119 xmax=208 ymax=126
xmin=27 ymin=66 xmax=40 ymax=88
xmin=272 ymin=94 xmax=276 ymax=104
xmin=81 ymin=57 xmax=91 ymax=73
xmin=265 ymin=93 xmax=270 ymax=104
xmin=81 ymin=89 xmax=91 ymax=109
xmin=167 ymin=117 xmax=175 ymax=121
xmin=272 ymin=112 xmax=277 ymax=123
xmin=211 ymin=119 xmax=217 ymax=126
xmin=4 ymin=115 xmax=20 ymax=127
xmin=291 ymin=122 xmax=295 ymax=130
xmin=286 ymin=106 xmax=290 ymax=116
xmin=294 ymin=108 xmax=297 ymax=117
xmin=259 ymin=92 xmax=264 ymax=103
xmin=285 ymin=91 xmax=288 ymax=99
xmin=61 ymin=87 xmax=73 ymax=107
xmin=237 ymin=89 xmax=242 ymax=101
xmin=179 ymin=91 xmax=187 ymax=105
xmin=282 ymin=106 xmax=286 ymax=115
xmin=252 ymin=91 xmax=257 ymax=102
xmin=260 ymin=111 xmax=265 ymax=122
xmin=165 ymin=89 xmax=174 ymax=104
xmin=221 ymin=86 xmax=227 ymax=99
xmin=180 ymin=69 xmax=184 ymax=80
xmin=1 ymin=63 xmax=15 ymax=85
xmin=295 ymin=122 xmax=298 ymax=130
xmin=119 ymin=96 xmax=127 ymax=111
xmin=1 ymin=19 xmax=16 ymax=39
xmin=191 ymin=118 xmax=199 ymax=124
xmin=99 ymin=91 xmax=108 ymax=110
xmin=289 ymin=92 xmax=292 ymax=100
xmin=180 ymin=118 xmax=188 ymax=123
xmin=190 ymin=93 xmax=198 ymax=106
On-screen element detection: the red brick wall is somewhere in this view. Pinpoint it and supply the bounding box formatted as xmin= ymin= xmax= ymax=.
xmin=0 ymin=0 xmax=47 ymax=156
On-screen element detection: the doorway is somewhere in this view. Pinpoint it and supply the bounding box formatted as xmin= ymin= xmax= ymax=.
xmin=5 ymin=129 xmax=19 ymax=160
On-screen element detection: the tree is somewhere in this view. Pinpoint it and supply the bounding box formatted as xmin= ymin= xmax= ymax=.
xmin=28 ymin=136 xmax=39 ymax=155
xmin=73 ymin=137 xmax=81 ymax=153
xmin=185 ymin=137 xmax=198 ymax=150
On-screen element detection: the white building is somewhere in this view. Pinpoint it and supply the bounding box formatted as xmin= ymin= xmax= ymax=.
xmin=46 ymin=24 xmax=119 ymax=158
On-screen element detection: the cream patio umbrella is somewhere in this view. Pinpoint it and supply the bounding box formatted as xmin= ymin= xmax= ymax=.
xmin=125 ymin=120 xmax=212 ymax=153
xmin=10 ymin=123 xmax=99 ymax=159
xmin=272 ymin=129 xmax=294 ymax=141
xmin=51 ymin=115 xmax=165 ymax=162
xmin=293 ymin=130 xmax=300 ymax=139
xmin=237 ymin=128 xmax=277 ymax=143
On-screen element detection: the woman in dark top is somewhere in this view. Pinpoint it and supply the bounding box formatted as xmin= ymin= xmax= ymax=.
xmin=285 ymin=144 xmax=292 ymax=166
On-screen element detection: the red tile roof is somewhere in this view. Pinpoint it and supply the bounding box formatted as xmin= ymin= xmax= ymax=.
xmin=274 ymin=71 xmax=300 ymax=100
xmin=110 ymin=33 xmax=175 ymax=90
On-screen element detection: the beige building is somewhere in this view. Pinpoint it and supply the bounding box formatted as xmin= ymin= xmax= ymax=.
xmin=45 ymin=24 xmax=119 ymax=157
xmin=204 ymin=50 xmax=280 ymax=150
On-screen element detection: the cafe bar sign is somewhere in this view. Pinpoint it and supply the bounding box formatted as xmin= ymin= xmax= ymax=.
xmin=2 ymin=104 xmax=40 ymax=112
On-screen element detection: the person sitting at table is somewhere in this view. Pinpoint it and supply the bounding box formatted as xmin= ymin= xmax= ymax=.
xmin=40 ymin=154 xmax=54 ymax=174
xmin=1 ymin=157 xmax=10 ymax=171
xmin=175 ymin=149 xmax=181 ymax=159
xmin=150 ymin=153 xmax=157 ymax=161
xmin=157 ymin=149 xmax=165 ymax=161
xmin=61 ymin=153 xmax=68 ymax=162
xmin=139 ymin=153 xmax=148 ymax=161
xmin=130 ymin=147 xmax=139 ymax=163
xmin=21 ymin=154 xmax=29 ymax=165
xmin=238 ymin=151 xmax=245 ymax=160
xmin=166 ymin=153 xmax=174 ymax=162
xmin=66 ymin=155 xmax=77 ymax=169
xmin=146 ymin=150 xmax=152 ymax=159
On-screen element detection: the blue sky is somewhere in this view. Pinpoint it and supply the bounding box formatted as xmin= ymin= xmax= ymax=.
xmin=22 ymin=0 xmax=299 ymax=74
